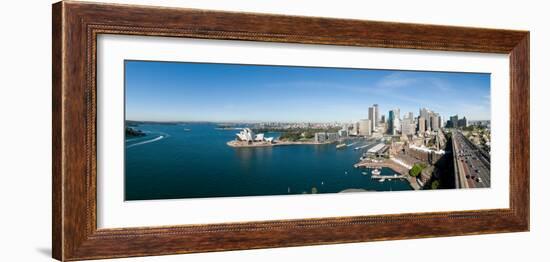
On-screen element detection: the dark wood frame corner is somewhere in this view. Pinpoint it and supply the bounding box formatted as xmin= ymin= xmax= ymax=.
xmin=52 ymin=1 xmax=530 ymax=261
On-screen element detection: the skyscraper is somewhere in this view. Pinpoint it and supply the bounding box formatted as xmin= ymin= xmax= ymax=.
xmin=394 ymin=108 xmax=401 ymax=132
xmin=387 ymin=109 xmax=400 ymax=135
xmin=449 ymin=115 xmax=459 ymax=128
xmin=430 ymin=114 xmax=440 ymax=131
xmin=352 ymin=122 xmax=360 ymax=135
xmin=387 ymin=110 xmax=395 ymax=135
xmin=401 ymin=113 xmax=415 ymax=135
xmin=418 ymin=117 xmax=426 ymax=134
xmin=374 ymin=104 xmax=379 ymax=124
xmin=420 ymin=108 xmax=432 ymax=131
xmin=458 ymin=117 xmax=468 ymax=128
xmin=368 ymin=105 xmax=377 ymax=131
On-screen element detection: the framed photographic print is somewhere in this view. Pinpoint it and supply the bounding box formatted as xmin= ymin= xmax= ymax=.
xmin=52 ymin=1 xmax=529 ymax=261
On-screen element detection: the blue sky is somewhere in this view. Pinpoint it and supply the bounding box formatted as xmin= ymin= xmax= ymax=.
xmin=125 ymin=60 xmax=490 ymax=122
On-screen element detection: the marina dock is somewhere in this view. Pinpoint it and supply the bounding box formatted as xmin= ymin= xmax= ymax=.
xmin=370 ymin=174 xmax=407 ymax=180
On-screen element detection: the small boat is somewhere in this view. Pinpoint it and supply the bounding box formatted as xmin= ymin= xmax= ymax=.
xmin=336 ymin=143 xmax=347 ymax=149
xmin=379 ymin=178 xmax=385 ymax=182
xmin=362 ymin=171 xmax=368 ymax=176
xmin=372 ymin=168 xmax=381 ymax=175
xmin=183 ymin=128 xmax=191 ymax=132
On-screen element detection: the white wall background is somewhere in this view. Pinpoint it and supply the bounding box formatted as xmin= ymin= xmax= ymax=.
xmin=0 ymin=0 xmax=545 ymax=261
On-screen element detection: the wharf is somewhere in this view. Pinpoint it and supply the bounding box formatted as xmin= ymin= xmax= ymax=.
xmin=355 ymin=158 xmax=421 ymax=190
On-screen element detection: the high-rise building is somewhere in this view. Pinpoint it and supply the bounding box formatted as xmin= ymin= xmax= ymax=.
xmin=381 ymin=115 xmax=386 ymax=123
xmin=359 ymin=119 xmax=372 ymax=136
xmin=458 ymin=117 xmax=468 ymax=128
xmin=368 ymin=105 xmax=377 ymax=131
xmin=374 ymin=104 xmax=380 ymax=124
xmin=401 ymin=114 xmax=416 ymax=135
xmin=387 ymin=109 xmax=400 ymax=135
xmin=449 ymin=115 xmax=459 ymax=128
xmin=430 ymin=114 xmax=440 ymax=131
xmin=351 ymin=122 xmax=360 ymax=136
xmin=395 ymin=118 xmax=401 ymax=132
xmin=418 ymin=117 xmax=426 ymax=134
xmin=420 ymin=108 xmax=432 ymax=131
xmin=387 ymin=110 xmax=394 ymax=135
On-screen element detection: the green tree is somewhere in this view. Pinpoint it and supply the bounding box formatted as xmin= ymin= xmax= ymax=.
xmin=431 ymin=180 xmax=441 ymax=189
xmin=409 ymin=164 xmax=424 ymax=177
xmin=311 ymin=187 xmax=318 ymax=194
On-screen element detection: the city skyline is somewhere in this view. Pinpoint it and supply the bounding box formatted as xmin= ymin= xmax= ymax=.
xmin=125 ymin=60 xmax=491 ymax=122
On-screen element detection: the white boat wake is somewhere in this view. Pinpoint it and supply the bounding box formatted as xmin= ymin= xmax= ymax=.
xmin=126 ymin=135 xmax=165 ymax=148
xmin=125 ymin=137 xmax=142 ymax=143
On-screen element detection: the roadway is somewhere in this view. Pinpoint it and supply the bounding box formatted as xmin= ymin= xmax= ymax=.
xmin=451 ymin=131 xmax=491 ymax=188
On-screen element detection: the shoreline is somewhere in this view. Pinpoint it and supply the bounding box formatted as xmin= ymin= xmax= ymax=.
xmin=227 ymin=140 xmax=335 ymax=148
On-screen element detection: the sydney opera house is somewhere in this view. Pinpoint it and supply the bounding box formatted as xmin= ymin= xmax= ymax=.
xmin=236 ymin=128 xmax=274 ymax=143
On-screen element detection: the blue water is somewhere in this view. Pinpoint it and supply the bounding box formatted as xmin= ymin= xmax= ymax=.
xmin=125 ymin=123 xmax=412 ymax=200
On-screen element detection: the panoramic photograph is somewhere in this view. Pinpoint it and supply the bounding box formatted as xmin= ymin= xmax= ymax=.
xmin=124 ymin=60 xmax=491 ymax=201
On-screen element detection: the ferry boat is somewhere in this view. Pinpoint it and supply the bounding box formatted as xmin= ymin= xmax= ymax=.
xmin=372 ymin=168 xmax=381 ymax=175
xmin=336 ymin=143 xmax=347 ymax=149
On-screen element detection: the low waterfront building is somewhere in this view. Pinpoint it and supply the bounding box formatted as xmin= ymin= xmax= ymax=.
xmin=338 ymin=129 xmax=348 ymax=137
xmin=405 ymin=144 xmax=445 ymax=165
xmin=367 ymin=143 xmax=388 ymax=158
xmin=326 ymin=132 xmax=339 ymax=142
xmin=314 ymin=132 xmax=340 ymax=143
xmin=314 ymin=132 xmax=327 ymax=143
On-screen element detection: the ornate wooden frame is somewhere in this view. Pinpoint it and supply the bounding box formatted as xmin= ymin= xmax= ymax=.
xmin=52 ymin=1 xmax=529 ymax=261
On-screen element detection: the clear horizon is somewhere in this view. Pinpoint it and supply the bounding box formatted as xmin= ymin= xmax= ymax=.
xmin=125 ymin=60 xmax=491 ymax=122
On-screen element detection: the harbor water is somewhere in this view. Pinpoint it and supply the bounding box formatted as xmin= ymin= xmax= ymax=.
xmin=125 ymin=123 xmax=412 ymax=200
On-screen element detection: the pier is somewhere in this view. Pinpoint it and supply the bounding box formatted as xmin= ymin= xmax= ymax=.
xmin=370 ymin=174 xmax=407 ymax=180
